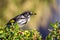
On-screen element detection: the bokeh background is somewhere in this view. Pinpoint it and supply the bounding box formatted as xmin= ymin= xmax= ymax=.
xmin=0 ymin=0 xmax=60 ymax=38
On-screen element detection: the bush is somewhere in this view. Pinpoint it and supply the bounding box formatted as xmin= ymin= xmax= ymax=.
xmin=0 ymin=22 xmax=60 ymax=40
xmin=46 ymin=21 xmax=60 ymax=40
xmin=0 ymin=23 xmax=42 ymax=40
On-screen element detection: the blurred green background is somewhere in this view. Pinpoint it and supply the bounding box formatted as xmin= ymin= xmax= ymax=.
xmin=0 ymin=0 xmax=57 ymax=30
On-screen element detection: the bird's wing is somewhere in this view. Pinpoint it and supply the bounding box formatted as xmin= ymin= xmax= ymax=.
xmin=17 ymin=17 xmax=27 ymax=25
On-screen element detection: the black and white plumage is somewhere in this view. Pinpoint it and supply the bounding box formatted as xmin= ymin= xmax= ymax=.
xmin=6 ymin=11 xmax=36 ymax=27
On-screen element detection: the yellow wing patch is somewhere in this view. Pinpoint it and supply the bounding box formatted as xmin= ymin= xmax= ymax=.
xmin=10 ymin=20 xmax=15 ymax=23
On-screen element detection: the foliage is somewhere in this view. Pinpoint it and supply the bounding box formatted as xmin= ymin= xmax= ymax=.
xmin=0 ymin=23 xmax=42 ymax=40
xmin=46 ymin=21 xmax=60 ymax=40
xmin=0 ymin=21 xmax=60 ymax=40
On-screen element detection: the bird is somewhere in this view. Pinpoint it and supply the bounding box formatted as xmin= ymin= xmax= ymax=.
xmin=6 ymin=11 xmax=36 ymax=28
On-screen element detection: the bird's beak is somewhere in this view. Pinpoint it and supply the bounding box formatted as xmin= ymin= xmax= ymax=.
xmin=31 ymin=13 xmax=37 ymax=15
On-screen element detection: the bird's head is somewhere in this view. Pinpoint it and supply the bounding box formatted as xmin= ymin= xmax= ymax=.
xmin=22 ymin=11 xmax=36 ymax=17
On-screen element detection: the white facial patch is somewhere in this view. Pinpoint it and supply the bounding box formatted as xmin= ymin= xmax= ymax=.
xmin=28 ymin=15 xmax=30 ymax=22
